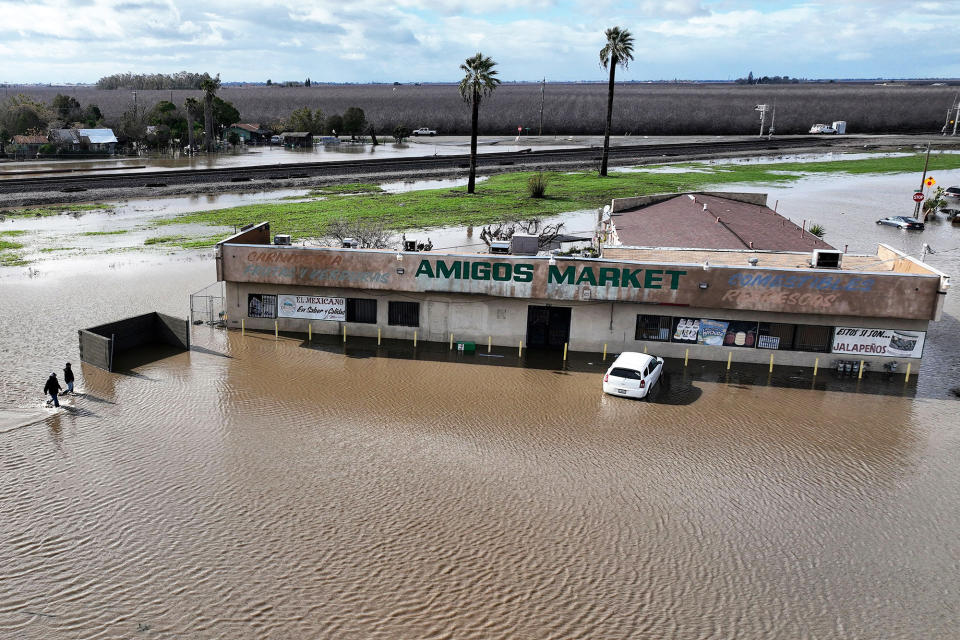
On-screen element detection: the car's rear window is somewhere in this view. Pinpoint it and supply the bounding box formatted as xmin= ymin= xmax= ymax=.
xmin=610 ymin=367 xmax=643 ymax=379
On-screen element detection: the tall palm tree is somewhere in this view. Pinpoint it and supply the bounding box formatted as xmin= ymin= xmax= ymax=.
xmin=599 ymin=27 xmax=634 ymax=176
xmin=459 ymin=53 xmax=500 ymax=194
xmin=199 ymin=73 xmax=221 ymax=152
xmin=183 ymin=97 xmax=202 ymax=152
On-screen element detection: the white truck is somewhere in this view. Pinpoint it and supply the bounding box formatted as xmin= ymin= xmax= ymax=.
xmin=809 ymin=120 xmax=846 ymax=134
xmin=412 ymin=127 xmax=437 ymax=136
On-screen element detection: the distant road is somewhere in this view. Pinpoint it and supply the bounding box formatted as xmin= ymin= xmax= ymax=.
xmin=0 ymin=137 xmax=854 ymax=198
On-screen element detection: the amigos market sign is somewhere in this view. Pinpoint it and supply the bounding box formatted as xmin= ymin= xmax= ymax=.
xmin=414 ymin=259 xmax=686 ymax=290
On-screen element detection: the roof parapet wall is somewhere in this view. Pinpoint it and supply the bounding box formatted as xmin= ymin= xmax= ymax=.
xmin=611 ymin=191 xmax=768 ymax=213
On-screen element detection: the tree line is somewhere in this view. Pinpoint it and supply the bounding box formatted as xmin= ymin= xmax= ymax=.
xmin=96 ymin=71 xmax=212 ymax=90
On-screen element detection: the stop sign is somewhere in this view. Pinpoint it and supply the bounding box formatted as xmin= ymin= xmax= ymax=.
xmin=913 ymin=192 xmax=924 ymax=202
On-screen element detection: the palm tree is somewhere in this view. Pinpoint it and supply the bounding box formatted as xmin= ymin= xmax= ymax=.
xmin=459 ymin=53 xmax=500 ymax=194
xmin=183 ymin=97 xmax=202 ymax=153
xmin=598 ymin=27 xmax=634 ymax=176
xmin=199 ymin=73 xmax=221 ymax=152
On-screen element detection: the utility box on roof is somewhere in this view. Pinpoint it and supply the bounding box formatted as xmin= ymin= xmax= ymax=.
xmin=510 ymin=233 xmax=539 ymax=256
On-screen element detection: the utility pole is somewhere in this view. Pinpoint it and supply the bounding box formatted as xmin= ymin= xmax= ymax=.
xmin=538 ymin=77 xmax=545 ymax=137
xmin=754 ymin=104 xmax=768 ymax=137
xmin=913 ymin=142 xmax=931 ymax=219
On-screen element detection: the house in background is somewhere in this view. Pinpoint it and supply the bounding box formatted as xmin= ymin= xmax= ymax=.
xmin=225 ymin=123 xmax=269 ymax=144
xmin=78 ymin=128 xmax=118 ymax=153
xmin=11 ymin=134 xmax=48 ymax=155
xmin=280 ymin=131 xmax=312 ymax=148
xmin=50 ymin=128 xmax=82 ymax=152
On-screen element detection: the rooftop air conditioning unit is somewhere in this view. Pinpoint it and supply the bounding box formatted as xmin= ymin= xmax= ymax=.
xmin=489 ymin=240 xmax=511 ymax=255
xmin=510 ymin=233 xmax=539 ymax=256
xmin=342 ymin=238 xmax=357 ymax=248
xmin=274 ymin=234 xmax=291 ymax=245
xmin=812 ymin=249 xmax=842 ymax=269
xmin=403 ymin=239 xmax=417 ymax=252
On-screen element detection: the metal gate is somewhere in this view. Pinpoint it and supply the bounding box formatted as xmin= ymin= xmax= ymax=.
xmin=189 ymin=282 xmax=226 ymax=328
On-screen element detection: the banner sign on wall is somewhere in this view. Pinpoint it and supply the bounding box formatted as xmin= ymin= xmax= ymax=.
xmin=698 ymin=319 xmax=729 ymax=346
xmin=832 ymin=327 xmax=925 ymax=359
xmin=278 ymin=295 xmax=345 ymax=321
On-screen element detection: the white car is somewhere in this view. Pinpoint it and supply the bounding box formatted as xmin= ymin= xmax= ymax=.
xmin=809 ymin=123 xmax=837 ymax=134
xmin=602 ymin=352 xmax=664 ymax=400
xmin=412 ymin=127 xmax=437 ymax=136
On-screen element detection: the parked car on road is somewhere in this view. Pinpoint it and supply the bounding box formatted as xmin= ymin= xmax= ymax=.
xmin=412 ymin=128 xmax=437 ymax=136
xmin=602 ymin=352 xmax=664 ymax=400
xmin=876 ymin=216 xmax=925 ymax=230
xmin=942 ymin=186 xmax=960 ymax=210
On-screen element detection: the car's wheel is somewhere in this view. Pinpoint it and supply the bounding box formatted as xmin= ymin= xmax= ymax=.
xmin=876 ymin=220 xmax=882 ymax=224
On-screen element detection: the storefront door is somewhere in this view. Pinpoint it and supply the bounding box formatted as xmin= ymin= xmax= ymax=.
xmin=526 ymin=305 xmax=571 ymax=350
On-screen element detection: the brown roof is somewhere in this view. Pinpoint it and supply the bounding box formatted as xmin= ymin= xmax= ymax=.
xmin=13 ymin=135 xmax=48 ymax=144
xmin=231 ymin=123 xmax=262 ymax=133
xmin=612 ymin=194 xmax=834 ymax=252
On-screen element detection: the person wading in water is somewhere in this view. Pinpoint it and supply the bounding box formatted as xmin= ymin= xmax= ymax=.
xmin=44 ymin=373 xmax=62 ymax=408
xmin=62 ymin=363 xmax=75 ymax=395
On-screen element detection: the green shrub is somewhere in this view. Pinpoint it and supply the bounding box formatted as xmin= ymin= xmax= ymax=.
xmin=527 ymin=172 xmax=548 ymax=198
xmin=808 ymin=223 xmax=826 ymax=238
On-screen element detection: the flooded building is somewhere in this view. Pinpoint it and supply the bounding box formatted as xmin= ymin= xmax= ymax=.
xmin=216 ymin=192 xmax=949 ymax=371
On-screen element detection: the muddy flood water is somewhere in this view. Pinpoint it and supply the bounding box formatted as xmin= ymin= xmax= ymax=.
xmin=2 ymin=169 xmax=960 ymax=638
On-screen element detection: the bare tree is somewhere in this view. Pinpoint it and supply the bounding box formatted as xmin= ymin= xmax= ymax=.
xmin=479 ymin=217 xmax=565 ymax=250
xmin=323 ymin=217 xmax=395 ymax=249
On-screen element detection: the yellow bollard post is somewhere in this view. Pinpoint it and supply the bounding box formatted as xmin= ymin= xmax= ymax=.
xmin=343 ymin=325 xmax=346 ymax=343
xmin=643 ymin=345 xmax=648 ymax=354
xmin=274 ymin=320 xmax=278 ymax=340
xmin=488 ymin=336 xmax=492 ymax=353
xmin=308 ymin=323 xmax=312 ymax=343
xmin=858 ymin=359 xmax=864 ymax=380
xmin=905 ymin=362 xmax=911 ymax=382
xmin=519 ymin=340 xmax=523 ymax=357
xmin=413 ymin=330 xmax=417 ymax=348
xmin=241 ymin=318 xmax=244 ymax=336
xmin=726 ymin=352 xmax=732 ymax=370
xmin=769 ymin=353 xmax=774 ymax=373
xmin=684 ymin=348 xmax=689 ymax=367
xmin=563 ymin=343 xmax=568 ymax=361
xmin=602 ymin=343 xmax=607 ymax=360
xmin=378 ymin=327 xmax=381 ymax=346
xmin=813 ymin=357 xmax=819 ymax=376
xmin=450 ymin=333 xmax=454 ymax=350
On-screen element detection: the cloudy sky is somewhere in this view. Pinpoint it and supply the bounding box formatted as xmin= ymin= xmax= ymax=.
xmin=1 ymin=0 xmax=958 ymax=84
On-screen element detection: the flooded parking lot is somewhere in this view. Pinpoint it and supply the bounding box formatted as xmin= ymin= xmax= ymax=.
xmin=1 ymin=168 xmax=959 ymax=638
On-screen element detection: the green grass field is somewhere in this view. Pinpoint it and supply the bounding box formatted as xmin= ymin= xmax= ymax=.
xmin=157 ymin=152 xmax=960 ymax=240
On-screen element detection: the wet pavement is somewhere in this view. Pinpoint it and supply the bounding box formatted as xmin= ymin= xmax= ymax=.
xmin=1 ymin=167 xmax=959 ymax=639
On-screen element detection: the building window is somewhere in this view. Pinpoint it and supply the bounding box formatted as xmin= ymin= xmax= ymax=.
xmin=346 ymin=298 xmax=377 ymax=324
xmin=388 ymin=301 xmax=420 ymax=327
xmin=794 ymin=324 xmax=833 ymax=352
xmin=720 ymin=320 xmax=759 ymax=348
xmin=248 ymin=293 xmax=277 ymax=318
xmin=635 ymin=315 xmax=672 ymax=341
xmin=757 ymin=323 xmax=796 ymax=350
xmin=671 ymin=317 xmax=701 ymax=343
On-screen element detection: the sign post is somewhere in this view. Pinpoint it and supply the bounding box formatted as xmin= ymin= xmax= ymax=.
xmin=914 ymin=143 xmax=931 ymax=218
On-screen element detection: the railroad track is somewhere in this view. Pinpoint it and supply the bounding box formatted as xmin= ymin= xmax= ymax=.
xmin=0 ymin=137 xmax=841 ymax=195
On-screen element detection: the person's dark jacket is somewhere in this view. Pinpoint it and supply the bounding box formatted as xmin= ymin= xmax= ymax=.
xmin=64 ymin=366 xmax=74 ymax=384
xmin=44 ymin=375 xmax=61 ymax=396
